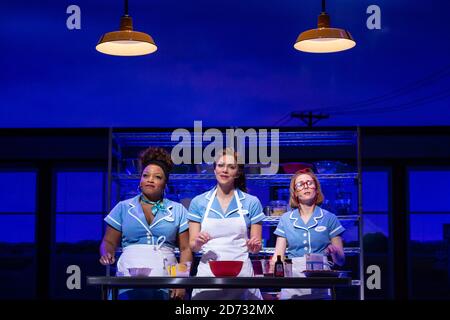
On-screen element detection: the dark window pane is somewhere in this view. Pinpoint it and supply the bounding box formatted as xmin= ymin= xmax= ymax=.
xmin=362 ymin=171 xmax=389 ymax=212
xmin=410 ymin=213 xmax=450 ymax=299
xmin=0 ymin=243 xmax=36 ymax=299
xmin=364 ymin=214 xmax=389 ymax=237
xmin=363 ymin=214 xmax=389 ymax=256
xmin=340 ymin=219 xmax=359 ymax=245
xmin=410 ymin=213 xmax=450 ymax=242
xmin=0 ymin=214 xmax=35 ymax=243
xmin=0 ymin=214 xmax=36 ymax=298
xmin=56 ymin=214 xmax=103 ymax=243
xmin=56 ymin=172 xmax=104 ymax=213
xmin=410 ymin=170 xmax=450 ymax=212
xmin=0 ymin=172 xmax=36 ymax=213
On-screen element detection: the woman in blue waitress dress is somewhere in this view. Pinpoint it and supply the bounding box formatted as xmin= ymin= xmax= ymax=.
xmin=188 ymin=148 xmax=265 ymax=300
xmin=99 ymin=147 xmax=193 ymax=300
xmin=272 ymin=168 xmax=345 ymax=300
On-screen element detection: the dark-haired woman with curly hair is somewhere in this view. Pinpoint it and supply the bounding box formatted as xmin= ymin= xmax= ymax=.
xmin=187 ymin=148 xmax=264 ymax=300
xmin=99 ymin=147 xmax=192 ymax=300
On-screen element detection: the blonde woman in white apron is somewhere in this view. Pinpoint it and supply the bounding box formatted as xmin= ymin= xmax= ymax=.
xmin=99 ymin=147 xmax=193 ymax=300
xmin=188 ymin=148 xmax=265 ymax=300
xmin=272 ymin=168 xmax=346 ymax=300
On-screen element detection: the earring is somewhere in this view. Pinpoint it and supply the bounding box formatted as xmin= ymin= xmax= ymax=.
xmin=137 ymin=185 xmax=142 ymax=193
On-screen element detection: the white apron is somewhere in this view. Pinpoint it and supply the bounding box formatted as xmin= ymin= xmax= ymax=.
xmin=279 ymin=256 xmax=331 ymax=300
xmin=191 ymin=189 xmax=262 ymax=300
xmin=116 ymin=236 xmax=177 ymax=276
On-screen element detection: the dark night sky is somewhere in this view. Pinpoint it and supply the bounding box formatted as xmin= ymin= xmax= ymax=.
xmin=1 ymin=0 xmax=450 ymax=127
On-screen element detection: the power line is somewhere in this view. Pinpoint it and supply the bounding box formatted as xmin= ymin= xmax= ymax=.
xmin=273 ymin=64 xmax=450 ymax=124
xmin=273 ymin=112 xmax=292 ymax=126
xmin=309 ymin=64 xmax=450 ymax=114
xmin=333 ymin=88 xmax=450 ymax=116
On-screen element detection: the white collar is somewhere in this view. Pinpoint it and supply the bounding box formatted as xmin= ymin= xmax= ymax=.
xmin=127 ymin=196 xmax=175 ymax=231
xmin=205 ymin=187 xmax=246 ymax=217
xmin=289 ymin=207 xmax=324 ymax=230
xmin=205 ymin=186 xmax=246 ymax=201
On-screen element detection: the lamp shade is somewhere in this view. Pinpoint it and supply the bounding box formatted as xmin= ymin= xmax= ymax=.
xmin=294 ymin=27 xmax=355 ymax=53
xmin=294 ymin=10 xmax=355 ymax=53
xmin=96 ymin=15 xmax=157 ymax=56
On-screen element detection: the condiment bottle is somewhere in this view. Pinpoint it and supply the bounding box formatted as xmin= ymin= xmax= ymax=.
xmin=274 ymin=255 xmax=284 ymax=277
xmin=284 ymin=258 xmax=293 ymax=277
xmin=263 ymin=256 xmax=272 ymax=276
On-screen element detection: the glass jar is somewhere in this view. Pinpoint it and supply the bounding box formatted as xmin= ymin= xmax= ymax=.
xmin=270 ymin=200 xmax=287 ymax=216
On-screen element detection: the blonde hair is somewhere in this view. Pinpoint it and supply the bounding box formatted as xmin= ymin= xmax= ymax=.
xmin=289 ymin=169 xmax=324 ymax=208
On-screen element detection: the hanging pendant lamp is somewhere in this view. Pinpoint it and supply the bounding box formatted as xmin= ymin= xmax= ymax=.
xmin=294 ymin=0 xmax=355 ymax=53
xmin=96 ymin=0 xmax=157 ymax=56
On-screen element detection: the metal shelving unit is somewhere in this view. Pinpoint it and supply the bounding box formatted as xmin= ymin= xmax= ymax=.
xmin=261 ymin=215 xmax=360 ymax=226
xmin=107 ymin=128 xmax=364 ymax=300
xmin=171 ymin=247 xmax=361 ymax=257
xmin=112 ymin=173 xmax=358 ymax=180
xmin=112 ymin=131 xmax=357 ymax=148
xmin=257 ymin=247 xmax=361 ymax=255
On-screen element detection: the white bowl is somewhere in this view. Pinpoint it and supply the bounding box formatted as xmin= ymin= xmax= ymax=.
xmin=128 ymin=267 xmax=152 ymax=277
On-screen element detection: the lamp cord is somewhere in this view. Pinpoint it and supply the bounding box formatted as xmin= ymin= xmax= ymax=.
xmin=124 ymin=0 xmax=129 ymax=16
xmin=322 ymin=0 xmax=326 ymax=13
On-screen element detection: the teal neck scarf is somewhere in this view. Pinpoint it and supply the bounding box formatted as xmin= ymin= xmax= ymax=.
xmin=140 ymin=194 xmax=165 ymax=215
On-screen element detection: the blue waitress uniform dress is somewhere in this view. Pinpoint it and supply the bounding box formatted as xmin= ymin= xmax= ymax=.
xmin=104 ymin=194 xmax=189 ymax=300
xmin=274 ymin=206 xmax=345 ymax=300
xmin=187 ymin=187 xmax=265 ymax=300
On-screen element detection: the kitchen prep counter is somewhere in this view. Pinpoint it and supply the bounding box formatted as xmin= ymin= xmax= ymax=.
xmin=87 ymin=276 xmax=352 ymax=300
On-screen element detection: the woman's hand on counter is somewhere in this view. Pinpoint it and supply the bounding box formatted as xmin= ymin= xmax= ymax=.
xmin=246 ymin=236 xmax=262 ymax=254
xmin=324 ymin=244 xmax=339 ymax=255
xmin=324 ymin=236 xmax=345 ymax=266
xmin=99 ymin=252 xmax=115 ymax=265
xmin=170 ymin=288 xmax=186 ymax=300
xmin=99 ymin=226 xmax=121 ymax=265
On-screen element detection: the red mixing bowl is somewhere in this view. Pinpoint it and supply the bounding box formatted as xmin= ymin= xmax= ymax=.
xmin=209 ymin=260 xmax=244 ymax=277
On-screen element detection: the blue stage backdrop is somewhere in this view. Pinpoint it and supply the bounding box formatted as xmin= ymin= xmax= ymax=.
xmin=1 ymin=0 xmax=450 ymax=128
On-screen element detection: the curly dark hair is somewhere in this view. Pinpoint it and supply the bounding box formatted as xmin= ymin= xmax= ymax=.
xmin=138 ymin=147 xmax=174 ymax=180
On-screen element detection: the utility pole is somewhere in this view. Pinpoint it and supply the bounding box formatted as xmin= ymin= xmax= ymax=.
xmin=290 ymin=111 xmax=329 ymax=128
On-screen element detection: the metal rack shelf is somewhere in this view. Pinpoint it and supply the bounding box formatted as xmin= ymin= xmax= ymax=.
xmin=171 ymin=247 xmax=361 ymax=256
xmin=259 ymin=247 xmax=361 ymax=255
xmin=262 ymin=215 xmax=360 ymax=226
xmin=112 ymin=131 xmax=357 ymax=148
xmin=108 ymin=128 xmax=364 ymax=299
xmin=113 ymin=173 xmax=359 ymax=181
